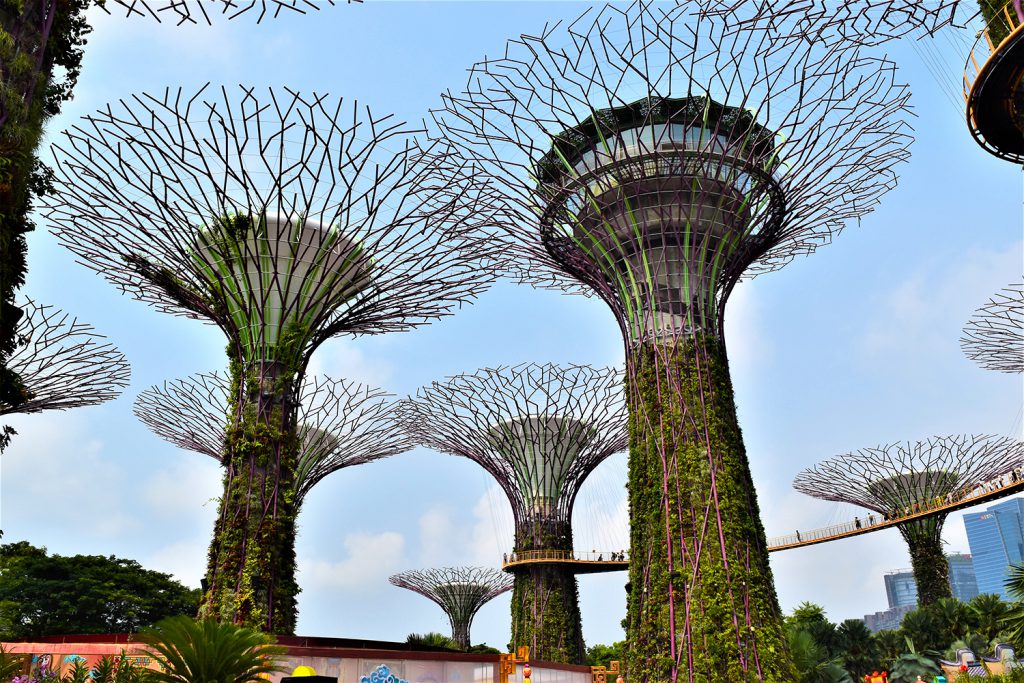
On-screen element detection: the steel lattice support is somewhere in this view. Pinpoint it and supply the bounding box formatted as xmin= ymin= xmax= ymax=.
xmin=435 ymin=2 xmax=912 ymax=679
xmin=43 ymin=84 xmax=499 ymax=633
xmin=961 ymin=283 xmax=1024 ymax=374
xmin=134 ymin=371 xmax=412 ymax=505
xmin=105 ymin=0 xmax=345 ymax=24
xmin=794 ymin=435 xmax=1024 ymax=605
xmin=1 ymin=300 xmax=129 ymax=417
xmin=390 ymin=567 xmax=513 ymax=651
xmin=401 ymin=363 xmax=628 ymax=664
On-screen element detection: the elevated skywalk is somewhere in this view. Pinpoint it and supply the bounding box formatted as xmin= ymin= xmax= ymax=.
xmin=501 ymin=471 xmax=1024 ymax=571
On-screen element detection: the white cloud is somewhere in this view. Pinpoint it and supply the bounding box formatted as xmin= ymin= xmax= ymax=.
xmin=302 ymin=531 xmax=406 ymax=590
xmin=144 ymin=538 xmax=209 ymax=588
xmin=859 ymin=243 xmax=1022 ymax=362
xmin=307 ymin=338 xmax=394 ymax=389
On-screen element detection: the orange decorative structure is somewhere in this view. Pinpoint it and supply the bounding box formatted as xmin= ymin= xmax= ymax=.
xmin=964 ymin=0 xmax=1024 ymax=162
xmin=591 ymin=661 xmax=621 ymax=683
xmin=499 ymin=647 xmax=530 ymax=683
xmin=864 ymin=672 xmax=888 ymax=683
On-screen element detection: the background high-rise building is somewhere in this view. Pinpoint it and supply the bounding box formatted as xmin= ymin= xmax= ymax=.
xmin=964 ymin=497 xmax=1024 ymax=600
xmin=884 ymin=570 xmax=919 ymax=609
xmin=948 ymin=552 xmax=980 ymax=602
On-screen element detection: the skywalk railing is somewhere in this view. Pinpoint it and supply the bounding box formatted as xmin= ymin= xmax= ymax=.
xmin=766 ymin=470 xmax=1024 ymax=551
xmin=964 ymin=1 xmax=1023 ymax=101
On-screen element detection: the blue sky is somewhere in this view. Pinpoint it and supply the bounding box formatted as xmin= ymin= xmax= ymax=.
xmin=2 ymin=2 xmax=1022 ymax=651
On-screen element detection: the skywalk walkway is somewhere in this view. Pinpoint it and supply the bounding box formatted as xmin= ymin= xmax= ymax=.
xmin=500 ymin=470 xmax=1024 ymax=571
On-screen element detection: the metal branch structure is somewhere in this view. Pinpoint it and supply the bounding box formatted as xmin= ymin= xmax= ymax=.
xmin=434 ymin=2 xmax=911 ymax=680
xmin=699 ymin=0 xmax=971 ymax=45
xmin=105 ymin=0 xmax=346 ymax=24
xmin=134 ymin=371 xmax=412 ymax=505
xmin=390 ymin=567 xmax=513 ymax=651
xmin=401 ymin=363 xmax=628 ymax=664
xmin=794 ymin=435 xmax=1024 ymax=605
xmin=961 ymin=284 xmax=1024 ymax=374
xmin=43 ymin=84 xmax=499 ymax=633
xmin=0 ymin=300 xmax=129 ymax=416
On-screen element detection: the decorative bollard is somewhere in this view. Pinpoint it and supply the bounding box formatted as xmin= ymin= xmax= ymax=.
xmin=282 ymin=665 xmax=335 ymax=683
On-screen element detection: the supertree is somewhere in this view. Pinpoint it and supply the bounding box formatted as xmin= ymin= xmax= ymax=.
xmin=105 ymin=0 xmax=345 ymax=24
xmin=434 ymin=2 xmax=911 ymax=679
xmin=389 ymin=567 xmax=514 ymax=651
xmin=961 ymin=283 xmax=1024 ymax=374
xmin=794 ymin=435 xmax=1024 ymax=605
xmin=401 ymin=363 xmax=628 ymax=664
xmin=0 ymin=300 xmax=130 ymax=448
xmin=42 ymin=84 xmax=499 ymax=633
xmin=134 ymin=371 xmax=411 ymax=506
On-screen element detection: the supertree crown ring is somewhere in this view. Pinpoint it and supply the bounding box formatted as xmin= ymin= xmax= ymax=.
xmin=435 ymin=0 xmax=912 ymax=344
xmin=961 ymin=283 xmax=1024 ymax=374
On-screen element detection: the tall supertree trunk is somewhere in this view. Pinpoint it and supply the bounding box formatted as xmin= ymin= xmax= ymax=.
xmin=625 ymin=335 xmax=791 ymax=683
xmin=510 ymin=521 xmax=585 ymax=664
xmin=901 ymin=517 xmax=952 ymax=606
xmin=198 ymin=357 xmax=301 ymax=633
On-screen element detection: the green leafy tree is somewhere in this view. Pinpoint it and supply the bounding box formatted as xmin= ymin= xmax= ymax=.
xmin=0 ymin=541 xmax=200 ymax=638
xmin=0 ymin=643 xmax=26 ymax=679
xmin=139 ymin=616 xmax=285 ymax=683
xmin=969 ymin=593 xmax=1010 ymax=641
xmin=836 ymin=619 xmax=879 ymax=679
xmin=586 ymin=641 xmax=625 ymax=667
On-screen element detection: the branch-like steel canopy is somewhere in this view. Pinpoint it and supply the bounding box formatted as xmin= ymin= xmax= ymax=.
xmin=1 ymin=301 xmax=130 ymax=416
xmin=961 ymin=283 xmax=1024 ymax=374
xmin=389 ymin=567 xmax=513 ymax=649
xmin=106 ymin=0 xmax=344 ymax=24
xmin=794 ymin=435 xmax=1024 ymax=515
xmin=45 ymin=85 xmax=501 ymax=364
xmin=400 ymin=363 xmax=628 ymax=529
xmin=434 ymin=0 xmax=912 ymax=340
xmin=134 ymin=371 xmax=412 ymax=503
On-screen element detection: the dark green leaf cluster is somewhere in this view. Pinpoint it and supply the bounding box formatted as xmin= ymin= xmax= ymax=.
xmin=0 ymin=541 xmax=200 ymax=640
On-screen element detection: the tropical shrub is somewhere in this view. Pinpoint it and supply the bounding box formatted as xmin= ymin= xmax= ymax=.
xmin=887 ymin=638 xmax=940 ymax=683
xmin=138 ymin=616 xmax=285 ymax=683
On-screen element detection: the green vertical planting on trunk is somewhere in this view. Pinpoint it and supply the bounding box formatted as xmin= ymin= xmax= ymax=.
xmin=509 ymin=521 xmax=586 ymax=664
xmin=624 ymin=335 xmax=792 ymax=683
xmin=197 ymin=350 xmax=301 ymax=634
xmin=902 ymin=517 xmax=952 ymax=607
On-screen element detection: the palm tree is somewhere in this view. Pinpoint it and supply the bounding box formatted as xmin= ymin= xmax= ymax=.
xmin=874 ymin=629 xmax=904 ymax=666
xmin=139 ymin=616 xmax=286 ymax=683
xmin=837 ymin=619 xmax=879 ymax=679
xmin=932 ymin=597 xmax=972 ymax=644
xmin=406 ymin=632 xmax=459 ymax=650
xmin=968 ymin=593 xmax=1009 ymax=641
xmin=1002 ymin=563 xmax=1024 ymax=648
xmin=900 ymin=607 xmax=943 ymax=653
xmin=787 ymin=628 xmax=853 ymax=683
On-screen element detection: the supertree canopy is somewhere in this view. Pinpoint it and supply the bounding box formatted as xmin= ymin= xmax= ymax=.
xmin=389 ymin=567 xmax=514 ymax=651
xmin=961 ymin=283 xmax=1024 ymax=374
xmin=401 ymin=363 xmax=628 ymax=664
xmin=0 ymin=300 xmax=130 ymax=418
xmin=43 ymin=84 xmax=499 ymax=633
xmin=106 ymin=0 xmax=344 ymax=24
xmin=133 ymin=371 xmax=412 ymax=505
xmin=435 ymin=2 xmax=911 ymax=679
xmin=794 ymin=435 xmax=1024 ymax=605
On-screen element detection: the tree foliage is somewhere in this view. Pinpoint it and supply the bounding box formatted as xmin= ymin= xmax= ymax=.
xmin=0 ymin=541 xmax=200 ymax=639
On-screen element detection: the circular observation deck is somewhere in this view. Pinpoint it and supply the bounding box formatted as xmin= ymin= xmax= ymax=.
xmin=535 ymin=96 xmax=785 ymax=339
xmin=502 ymin=549 xmax=629 ymax=574
xmin=965 ymin=3 xmax=1024 ymax=163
